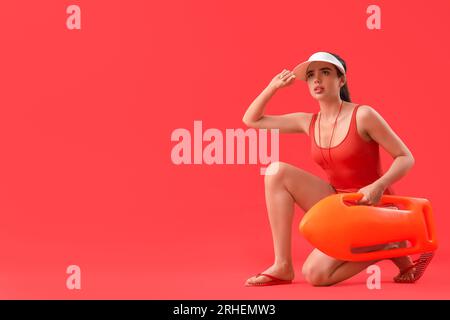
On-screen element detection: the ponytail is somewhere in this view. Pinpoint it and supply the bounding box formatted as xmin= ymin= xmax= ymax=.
xmin=327 ymin=52 xmax=351 ymax=102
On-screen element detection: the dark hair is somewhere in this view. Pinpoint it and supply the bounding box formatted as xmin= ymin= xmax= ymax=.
xmin=326 ymin=52 xmax=351 ymax=102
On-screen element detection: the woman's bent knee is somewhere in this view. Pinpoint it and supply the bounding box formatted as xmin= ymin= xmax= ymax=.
xmin=304 ymin=271 xmax=331 ymax=286
xmin=264 ymin=161 xmax=289 ymax=184
xmin=302 ymin=264 xmax=331 ymax=287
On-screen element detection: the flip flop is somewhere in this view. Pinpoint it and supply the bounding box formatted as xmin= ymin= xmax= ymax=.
xmin=245 ymin=273 xmax=293 ymax=287
xmin=394 ymin=252 xmax=435 ymax=283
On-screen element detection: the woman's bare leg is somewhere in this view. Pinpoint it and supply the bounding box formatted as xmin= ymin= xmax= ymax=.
xmin=245 ymin=161 xmax=336 ymax=285
xmin=302 ymin=249 xmax=379 ymax=286
xmin=390 ymin=241 xmax=415 ymax=282
xmin=302 ymin=235 xmax=415 ymax=286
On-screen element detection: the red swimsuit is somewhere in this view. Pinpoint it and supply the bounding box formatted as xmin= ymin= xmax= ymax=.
xmin=309 ymin=104 xmax=394 ymax=195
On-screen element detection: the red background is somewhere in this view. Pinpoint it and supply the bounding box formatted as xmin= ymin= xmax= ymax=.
xmin=0 ymin=0 xmax=449 ymax=299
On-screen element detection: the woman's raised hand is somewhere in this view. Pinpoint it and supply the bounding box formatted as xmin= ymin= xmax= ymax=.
xmin=268 ymin=69 xmax=296 ymax=89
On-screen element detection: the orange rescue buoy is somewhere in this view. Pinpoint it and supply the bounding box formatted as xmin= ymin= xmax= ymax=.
xmin=299 ymin=193 xmax=438 ymax=261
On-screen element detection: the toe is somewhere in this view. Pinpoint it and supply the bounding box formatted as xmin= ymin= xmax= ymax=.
xmin=245 ymin=277 xmax=256 ymax=285
xmin=394 ymin=267 xmax=416 ymax=282
xmin=246 ymin=275 xmax=269 ymax=285
xmin=246 ymin=275 xmax=262 ymax=285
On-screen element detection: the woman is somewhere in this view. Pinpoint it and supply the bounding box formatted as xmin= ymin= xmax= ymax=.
xmin=242 ymin=51 xmax=430 ymax=286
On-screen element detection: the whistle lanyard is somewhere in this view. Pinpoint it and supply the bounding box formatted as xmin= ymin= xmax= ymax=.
xmin=318 ymin=100 xmax=343 ymax=167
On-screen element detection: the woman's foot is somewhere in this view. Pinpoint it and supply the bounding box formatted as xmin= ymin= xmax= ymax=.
xmin=245 ymin=262 xmax=295 ymax=286
xmin=386 ymin=241 xmax=416 ymax=282
xmin=394 ymin=252 xmax=435 ymax=283
xmin=393 ymin=256 xmax=416 ymax=282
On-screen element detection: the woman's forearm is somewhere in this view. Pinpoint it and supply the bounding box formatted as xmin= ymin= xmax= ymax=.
xmin=242 ymin=85 xmax=278 ymax=124
xmin=375 ymin=155 xmax=415 ymax=190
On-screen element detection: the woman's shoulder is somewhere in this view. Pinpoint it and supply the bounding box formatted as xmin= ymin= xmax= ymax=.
xmin=303 ymin=112 xmax=315 ymax=136
xmin=354 ymin=104 xmax=384 ymax=122
xmin=353 ymin=104 xmax=384 ymax=141
xmin=354 ymin=103 xmax=375 ymax=113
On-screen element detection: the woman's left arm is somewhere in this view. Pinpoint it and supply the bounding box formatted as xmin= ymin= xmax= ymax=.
xmin=357 ymin=105 xmax=415 ymax=204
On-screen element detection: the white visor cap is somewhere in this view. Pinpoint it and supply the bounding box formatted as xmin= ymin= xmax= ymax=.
xmin=293 ymin=52 xmax=346 ymax=81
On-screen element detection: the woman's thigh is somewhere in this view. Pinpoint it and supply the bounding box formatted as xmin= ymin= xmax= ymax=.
xmin=266 ymin=161 xmax=336 ymax=212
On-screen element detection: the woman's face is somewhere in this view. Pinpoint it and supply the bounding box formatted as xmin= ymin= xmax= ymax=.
xmin=305 ymin=61 xmax=345 ymax=101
